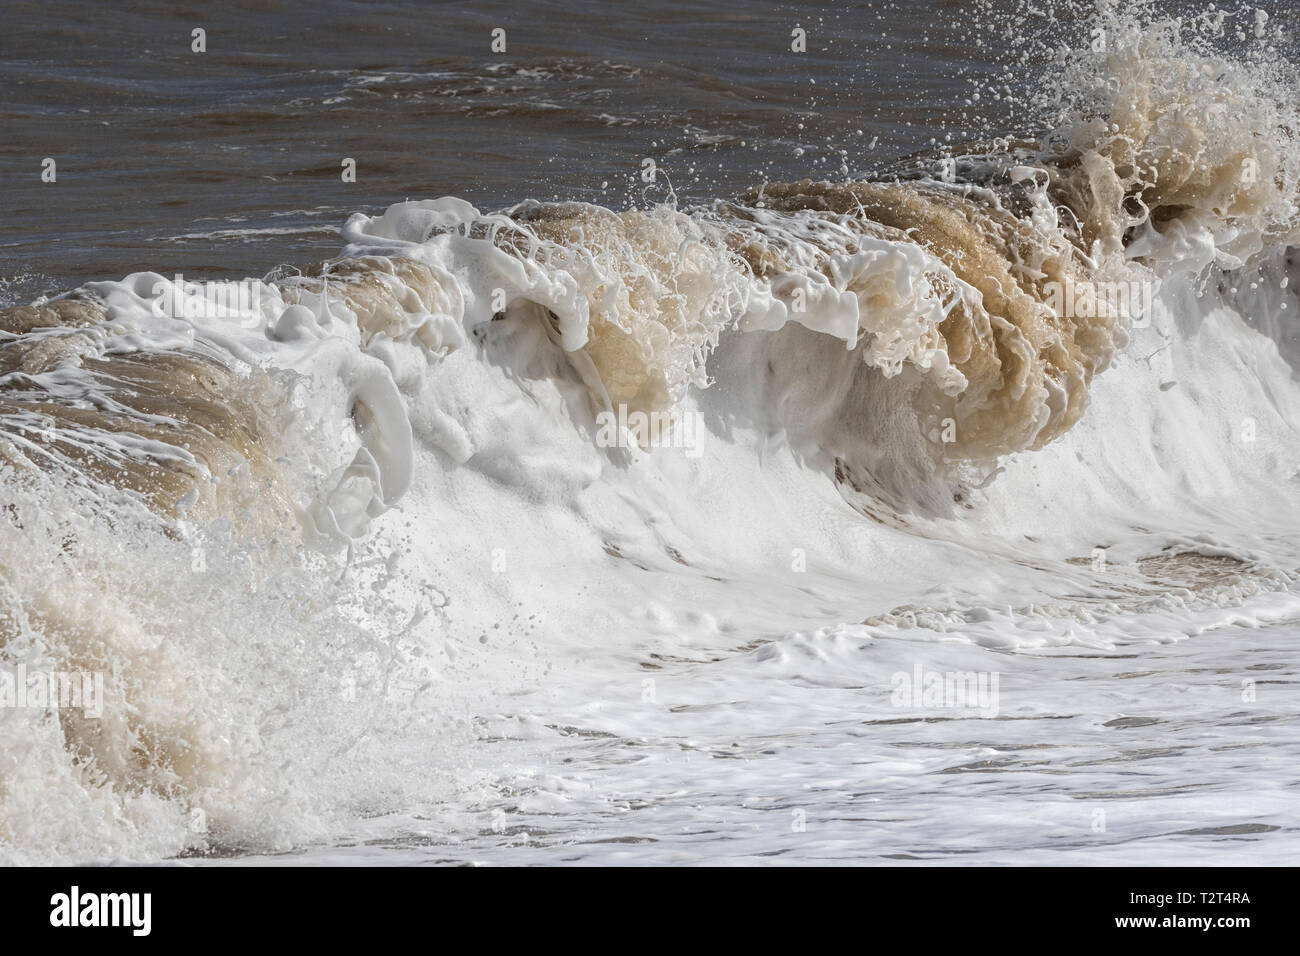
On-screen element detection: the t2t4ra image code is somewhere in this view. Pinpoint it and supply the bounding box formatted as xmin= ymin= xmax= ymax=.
xmin=1 ymin=0 xmax=1298 ymax=869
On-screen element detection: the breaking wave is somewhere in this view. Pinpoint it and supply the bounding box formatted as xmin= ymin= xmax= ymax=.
xmin=3 ymin=2 xmax=1300 ymax=862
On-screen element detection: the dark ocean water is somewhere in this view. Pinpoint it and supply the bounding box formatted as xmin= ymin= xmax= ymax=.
xmin=0 ymin=0 xmax=1055 ymax=298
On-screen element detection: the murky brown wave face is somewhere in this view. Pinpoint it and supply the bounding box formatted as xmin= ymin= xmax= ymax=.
xmin=0 ymin=297 xmax=296 ymax=533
